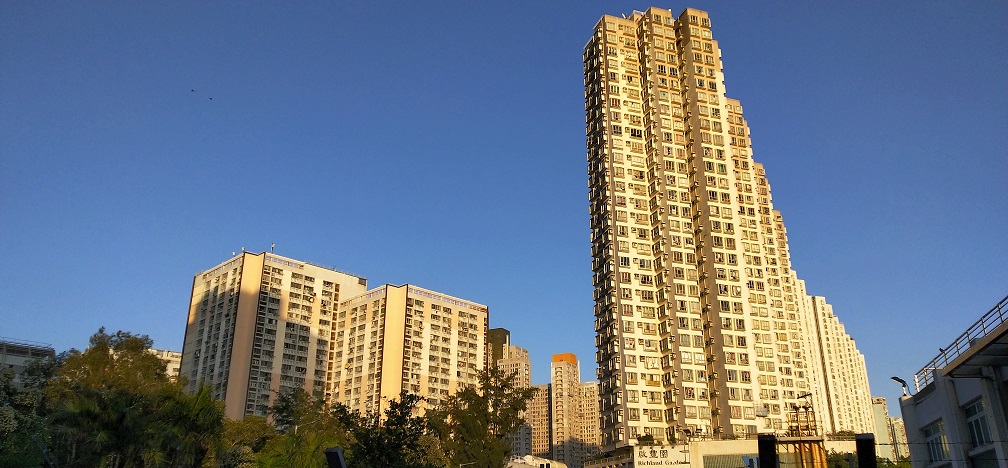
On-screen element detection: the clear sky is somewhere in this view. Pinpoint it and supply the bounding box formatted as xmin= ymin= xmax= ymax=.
xmin=2 ymin=1 xmax=1005 ymax=414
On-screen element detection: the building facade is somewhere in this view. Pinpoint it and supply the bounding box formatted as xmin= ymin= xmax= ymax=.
xmin=329 ymin=284 xmax=488 ymax=414
xmin=0 ymin=337 xmax=55 ymax=386
xmin=871 ymin=396 xmax=909 ymax=462
xmin=872 ymin=397 xmax=895 ymax=460
xmin=150 ymin=348 xmax=183 ymax=380
xmin=526 ymin=354 xmax=602 ymax=468
xmin=530 ymin=383 xmax=553 ymax=458
xmin=498 ymin=341 xmax=535 ymax=456
xmin=890 ymin=417 xmax=909 ymax=461
xmin=585 ymin=6 xmax=872 ymax=451
xmin=179 ymin=252 xmax=368 ymax=419
xmin=897 ymin=294 xmax=1008 ymax=468
xmin=803 ymin=295 xmax=873 ymax=434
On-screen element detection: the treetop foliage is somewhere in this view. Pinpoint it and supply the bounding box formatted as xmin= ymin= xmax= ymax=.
xmin=2 ymin=329 xmax=537 ymax=468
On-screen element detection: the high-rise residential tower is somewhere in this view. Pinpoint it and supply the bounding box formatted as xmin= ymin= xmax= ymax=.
xmin=489 ymin=328 xmax=535 ymax=457
xmin=329 ymin=284 xmax=488 ymax=413
xmin=804 ymin=295 xmax=873 ymax=434
xmin=529 ymin=383 xmax=552 ymax=458
xmin=180 ymin=252 xmax=367 ymax=419
xmin=548 ymin=353 xmax=601 ymax=468
xmin=584 ymin=7 xmax=871 ymax=451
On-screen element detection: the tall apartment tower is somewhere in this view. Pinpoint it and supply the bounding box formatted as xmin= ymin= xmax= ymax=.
xmin=585 ymin=7 xmax=862 ymax=450
xmin=804 ymin=295 xmax=873 ymax=434
xmin=529 ymin=383 xmax=553 ymax=458
xmin=550 ymin=354 xmax=602 ymax=468
xmin=872 ymin=397 xmax=896 ymax=461
xmin=488 ymin=327 xmax=535 ymax=457
xmin=180 ymin=252 xmax=367 ymax=419
xmin=329 ymin=284 xmax=488 ymax=413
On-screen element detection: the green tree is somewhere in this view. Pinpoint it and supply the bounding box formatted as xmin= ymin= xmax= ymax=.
xmin=160 ymin=385 xmax=224 ymax=467
xmin=878 ymin=456 xmax=912 ymax=468
xmin=341 ymin=392 xmax=446 ymax=468
xmin=44 ymin=328 xmax=223 ymax=468
xmin=257 ymin=388 xmax=352 ymax=468
xmin=212 ymin=415 xmax=275 ymax=468
xmin=428 ymin=366 xmax=537 ymax=468
xmin=0 ymin=355 xmax=58 ymax=467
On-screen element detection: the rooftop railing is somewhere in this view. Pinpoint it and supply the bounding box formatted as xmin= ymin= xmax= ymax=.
xmin=0 ymin=336 xmax=54 ymax=350
xmin=913 ymin=294 xmax=1008 ymax=392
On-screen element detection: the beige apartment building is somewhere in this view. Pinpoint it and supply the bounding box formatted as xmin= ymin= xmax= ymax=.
xmin=585 ymin=6 xmax=872 ymax=451
xmin=529 ymin=353 xmax=601 ymax=468
xmin=149 ymin=348 xmax=183 ymax=380
xmin=804 ymin=295 xmax=873 ymax=434
xmin=490 ymin=328 xmax=535 ymax=457
xmin=329 ymin=284 xmax=488 ymax=414
xmin=529 ymin=383 xmax=553 ymax=458
xmin=180 ymin=251 xmax=368 ymax=419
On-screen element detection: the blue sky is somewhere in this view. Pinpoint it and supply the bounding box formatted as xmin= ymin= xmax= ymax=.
xmin=2 ymin=1 xmax=1005 ymax=414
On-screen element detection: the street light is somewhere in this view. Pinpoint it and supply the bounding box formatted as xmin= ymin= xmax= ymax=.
xmin=890 ymin=376 xmax=909 ymax=396
xmin=890 ymin=376 xmax=910 ymax=463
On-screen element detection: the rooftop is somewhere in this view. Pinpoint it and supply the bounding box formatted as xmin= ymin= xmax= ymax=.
xmin=913 ymin=294 xmax=1008 ymax=391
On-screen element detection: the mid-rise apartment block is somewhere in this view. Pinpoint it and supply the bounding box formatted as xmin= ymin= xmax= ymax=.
xmin=180 ymin=252 xmax=368 ymax=419
xmin=584 ymin=6 xmax=872 ymax=451
xmin=0 ymin=337 xmax=55 ymax=386
xmin=180 ymin=252 xmax=490 ymax=420
xmin=329 ymin=284 xmax=488 ymax=414
xmin=149 ymin=348 xmax=183 ymax=380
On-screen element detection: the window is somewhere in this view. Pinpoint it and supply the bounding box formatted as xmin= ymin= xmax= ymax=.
xmin=964 ymin=400 xmax=992 ymax=447
xmin=924 ymin=421 xmax=949 ymax=463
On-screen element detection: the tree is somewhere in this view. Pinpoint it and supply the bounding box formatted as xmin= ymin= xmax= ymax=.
xmin=0 ymin=355 xmax=57 ymax=467
xmin=257 ymin=388 xmax=352 ymax=468
xmin=341 ymin=392 xmax=446 ymax=468
xmin=212 ymin=415 xmax=275 ymax=468
xmin=159 ymin=385 xmax=224 ymax=467
xmin=428 ymin=366 xmax=537 ymax=468
xmin=43 ymin=328 xmax=224 ymax=468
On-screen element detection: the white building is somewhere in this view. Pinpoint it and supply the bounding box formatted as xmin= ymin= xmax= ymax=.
xmin=897 ymin=294 xmax=1008 ymax=468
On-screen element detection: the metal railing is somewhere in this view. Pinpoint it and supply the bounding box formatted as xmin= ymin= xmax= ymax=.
xmin=913 ymin=294 xmax=1008 ymax=391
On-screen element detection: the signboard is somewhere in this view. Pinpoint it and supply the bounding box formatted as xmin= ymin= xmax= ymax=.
xmin=634 ymin=445 xmax=687 ymax=467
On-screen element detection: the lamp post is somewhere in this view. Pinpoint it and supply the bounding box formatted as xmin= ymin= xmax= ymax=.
xmin=890 ymin=376 xmax=909 ymax=397
xmin=890 ymin=376 xmax=910 ymax=462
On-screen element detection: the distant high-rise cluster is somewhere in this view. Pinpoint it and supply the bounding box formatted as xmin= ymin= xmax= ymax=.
xmin=584 ymin=6 xmax=873 ymax=450
xmin=179 ymin=252 xmax=487 ymax=419
xmin=487 ymin=333 xmax=600 ymax=468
